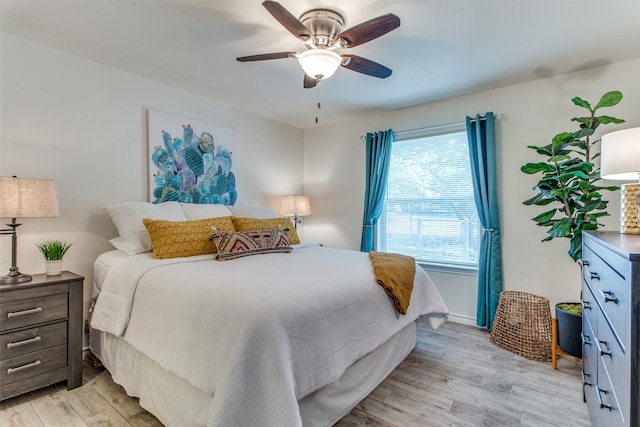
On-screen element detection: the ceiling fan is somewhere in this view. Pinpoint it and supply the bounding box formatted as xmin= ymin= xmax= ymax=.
xmin=237 ymin=1 xmax=401 ymax=89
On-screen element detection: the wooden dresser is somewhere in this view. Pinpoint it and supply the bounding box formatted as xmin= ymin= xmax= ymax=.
xmin=0 ymin=271 xmax=83 ymax=400
xmin=582 ymin=231 xmax=640 ymax=427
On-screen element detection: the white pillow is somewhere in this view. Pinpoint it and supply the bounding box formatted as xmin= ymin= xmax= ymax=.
xmin=228 ymin=205 xmax=278 ymax=219
xmin=104 ymin=201 xmax=187 ymax=255
xmin=179 ymin=203 xmax=233 ymax=220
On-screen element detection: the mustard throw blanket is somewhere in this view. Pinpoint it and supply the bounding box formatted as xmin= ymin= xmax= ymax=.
xmin=369 ymin=251 xmax=416 ymax=315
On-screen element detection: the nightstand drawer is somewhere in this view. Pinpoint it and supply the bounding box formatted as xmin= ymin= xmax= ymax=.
xmin=0 ymin=321 xmax=67 ymax=360
xmin=0 ymin=344 xmax=66 ymax=386
xmin=0 ymin=293 xmax=68 ymax=331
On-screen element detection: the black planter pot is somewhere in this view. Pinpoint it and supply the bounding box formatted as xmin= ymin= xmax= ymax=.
xmin=555 ymin=303 xmax=582 ymax=358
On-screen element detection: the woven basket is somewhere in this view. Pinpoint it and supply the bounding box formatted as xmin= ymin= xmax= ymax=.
xmin=489 ymin=291 xmax=552 ymax=361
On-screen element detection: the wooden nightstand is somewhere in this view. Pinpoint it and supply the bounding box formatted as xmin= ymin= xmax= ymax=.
xmin=0 ymin=271 xmax=83 ymax=400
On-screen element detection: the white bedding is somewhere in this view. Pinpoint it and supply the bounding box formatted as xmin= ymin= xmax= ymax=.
xmin=91 ymin=244 xmax=448 ymax=426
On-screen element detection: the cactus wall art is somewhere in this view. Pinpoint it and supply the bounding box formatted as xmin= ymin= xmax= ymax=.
xmin=147 ymin=109 xmax=238 ymax=205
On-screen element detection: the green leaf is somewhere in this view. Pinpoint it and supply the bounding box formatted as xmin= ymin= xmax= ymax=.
xmin=573 ymin=128 xmax=594 ymax=139
xmin=558 ymin=171 xmax=588 ymax=183
xmin=532 ymin=209 xmax=557 ymax=224
xmin=594 ymin=90 xmax=623 ymax=110
xmin=523 ymin=192 xmax=554 ymax=206
xmin=521 ymin=162 xmax=555 ymax=174
xmin=569 ymin=236 xmax=582 ymax=261
xmin=598 ymin=115 xmax=626 ymax=125
xmin=572 ymin=97 xmax=592 ymax=111
xmin=551 ymin=132 xmax=573 ymax=151
xmin=526 ymin=145 xmax=553 ymax=156
xmin=548 ymin=155 xmax=571 ymax=163
xmin=572 ymin=117 xmax=592 ymax=127
xmin=549 ymin=218 xmax=573 ymax=238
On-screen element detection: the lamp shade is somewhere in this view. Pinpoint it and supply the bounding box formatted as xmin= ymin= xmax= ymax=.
xmin=0 ymin=177 xmax=60 ymax=218
xmin=279 ymin=195 xmax=311 ymax=217
xmin=600 ymin=127 xmax=640 ymax=181
xmin=298 ymin=49 xmax=341 ymax=80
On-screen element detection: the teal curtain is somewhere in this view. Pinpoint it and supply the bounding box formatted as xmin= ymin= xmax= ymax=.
xmin=466 ymin=113 xmax=503 ymax=330
xmin=360 ymin=129 xmax=393 ymax=252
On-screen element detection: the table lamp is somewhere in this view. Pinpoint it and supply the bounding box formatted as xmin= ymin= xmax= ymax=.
xmin=600 ymin=127 xmax=640 ymax=234
xmin=0 ymin=176 xmax=60 ymax=283
xmin=279 ymin=195 xmax=311 ymax=229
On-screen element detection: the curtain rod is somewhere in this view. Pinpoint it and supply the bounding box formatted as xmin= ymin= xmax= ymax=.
xmin=360 ymin=113 xmax=503 ymax=140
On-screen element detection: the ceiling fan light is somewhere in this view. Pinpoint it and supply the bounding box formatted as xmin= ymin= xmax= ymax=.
xmin=298 ymin=49 xmax=341 ymax=80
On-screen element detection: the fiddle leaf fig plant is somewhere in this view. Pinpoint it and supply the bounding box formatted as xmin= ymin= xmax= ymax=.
xmin=521 ymin=91 xmax=625 ymax=262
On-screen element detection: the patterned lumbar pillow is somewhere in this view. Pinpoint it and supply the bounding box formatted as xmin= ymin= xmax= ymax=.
xmin=211 ymin=227 xmax=292 ymax=261
xmin=143 ymin=216 xmax=235 ymax=259
xmin=231 ymin=217 xmax=300 ymax=245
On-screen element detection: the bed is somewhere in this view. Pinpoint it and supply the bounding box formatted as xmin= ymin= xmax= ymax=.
xmin=89 ymin=202 xmax=449 ymax=427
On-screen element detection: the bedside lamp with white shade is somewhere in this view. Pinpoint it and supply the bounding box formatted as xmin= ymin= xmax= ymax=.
xmin=600 ymin=127 xmax=640 ymax=234
xmin=279 ymin=195 xmax=311 ymax=229
xmin=0 ymin=176 xmax=60 ymax=283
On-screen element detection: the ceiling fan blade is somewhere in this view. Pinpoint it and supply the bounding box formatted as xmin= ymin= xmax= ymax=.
xmin=336 ymin=14 xmax=400 ymax=48
xmin=236 ymin=52 xmax=296 ymax=62
xmin=262 ymin=1 xmax=311 ymax=40
xmin=303 ymin=74 xmax=317 ymax=89
xmin=341 ymin=54 xmax=392 ymax=78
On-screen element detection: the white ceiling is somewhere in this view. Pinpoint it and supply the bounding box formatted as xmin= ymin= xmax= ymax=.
xmin=2 ymin=1 xmax=640 ymax=129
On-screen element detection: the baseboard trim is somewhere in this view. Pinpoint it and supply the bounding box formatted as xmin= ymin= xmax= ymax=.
xmin=446 ymin=313 xmax=479 ymax=327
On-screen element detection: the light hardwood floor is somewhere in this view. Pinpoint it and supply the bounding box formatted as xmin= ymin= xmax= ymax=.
xmin=0 ymin=321 xmax=590 ymax=426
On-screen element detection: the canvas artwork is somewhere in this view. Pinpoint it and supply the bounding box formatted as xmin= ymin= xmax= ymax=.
xmin=147 ymin=109 xmax=238 ymax=205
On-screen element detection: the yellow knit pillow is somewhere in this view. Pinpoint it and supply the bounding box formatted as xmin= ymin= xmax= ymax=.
xmin=231 ymin=217 xmax=300 ymax=245
xmin=143 ymin=216 xmax=235 ymax=259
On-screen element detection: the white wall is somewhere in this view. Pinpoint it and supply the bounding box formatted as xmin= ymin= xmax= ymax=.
xmin=0 ymin=34 xmax=304 ymax=324
xmin=304 ymin=58 xmax=640 ymax=322
xmin=4 ymin=32 xmax=639 ymax=328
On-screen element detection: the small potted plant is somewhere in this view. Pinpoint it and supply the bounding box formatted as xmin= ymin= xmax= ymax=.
xmin=36 ymin=240 xmax=72 ymax=276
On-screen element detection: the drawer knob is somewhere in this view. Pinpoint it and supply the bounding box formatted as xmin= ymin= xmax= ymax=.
xmin=597 ymin=339 xmax=612 ymax=357
xmin=582 ymin=260 xmax=590 ymax=267
xmin=7 ymin=307 xmax=43 ymax=318
xmin=596 ymin=386 xmax=613 ymax=411
xmin=589 ymin=271 xmax=600 ymax=280
xmin=581 ymin=371 xmax=592 ymax=387
xmin=581 ymin=332 xmax=592 ymax=346
xmin=599 ymin=289 xmax=618 ymax=304
xmin=581 ymin=300 xmax=592 ymax=311
xmin=6 ymin=360 xmax=42 ymax=375
xmin=7 ymin=336 xmax=42 ymax=349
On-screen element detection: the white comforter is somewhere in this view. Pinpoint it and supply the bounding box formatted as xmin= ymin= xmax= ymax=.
xmin=91 ymin=244 xmax=448 ymax=427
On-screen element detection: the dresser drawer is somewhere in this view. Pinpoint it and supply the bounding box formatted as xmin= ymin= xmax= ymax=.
xmin=596 ymin=355 xmax=625 ymax=426
xmin=597 ymin=314 xmax=630 ymax=423
xmin=0 ymin=293 xmax=68 ymax=332
xmin=0 ymin=321 xmax=67 ymax=360
xmin=582 ymin=312 xmax=597 ymax=393
xmin=0 ymin=344 xmax=67 ymax=386
xmin=583 ymin=247 xmax=629 ymax=350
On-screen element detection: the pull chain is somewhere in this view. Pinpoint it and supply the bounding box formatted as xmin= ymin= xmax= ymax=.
xmin=315 ymin=79 xmax=321 ymax=124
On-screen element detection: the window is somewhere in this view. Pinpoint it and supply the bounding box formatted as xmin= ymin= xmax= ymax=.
xmin=377 ymin=126 xmax=481 ymax=269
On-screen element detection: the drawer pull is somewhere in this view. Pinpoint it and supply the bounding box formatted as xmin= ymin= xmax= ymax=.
xmin=581 ymin=300 xmax=592 ymax=311
xmin=581 ymin=260 xmax=590 ymax=267
xmin=596 ymin=386 xmax=613 ymax=410
xmin=599 ymin=289 xmax=618 ymax=304
xmin=7 ymin=307 xmax=43 ymax=318
xmin=589 ymin=271 xmax=600 ymax=280
xmin=597 ymin=339 xmax=612 ymax=357
xmin=581 ymin=332 xmax=592 ymax=346
xmin=6 ymin=360 xmax=42 ymax=375
xmin=7 ymin=336 xmax=42 ymax=349
xmin=581 ymin=371 xmax=592 ymax=387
